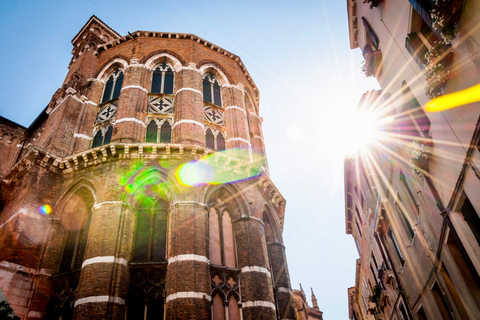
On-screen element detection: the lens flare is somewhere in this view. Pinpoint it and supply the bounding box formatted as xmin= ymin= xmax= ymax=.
xmin=39 ymin=205 xmax=52 ymax=215
xmin=425 ymin=83 xmax=480 ymax=112
xmin=176 ymin=148 xmax=263 ymax=187
xmin=343 ymin=113 xmax=379 ymax=155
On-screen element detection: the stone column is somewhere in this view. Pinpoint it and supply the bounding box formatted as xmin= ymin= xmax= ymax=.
xmin=165 ymin=195 xmax=211 ymax=319
xmin=267 ymin=242 xmax=296 ymax=319
xmin=112 ymin=61 xmax=150 ymax=143
xmin=223 ymin=85 xmax=251 ymax=160
xmin=72 ymin=202 xmax=134 ymax=320
xmin=172 ymin=64 xmax=205 ymax=146
xmin=248 ymin=113 xmax=268 ymax=168
xmin=234 ymin=216 xmax=276 ymax=319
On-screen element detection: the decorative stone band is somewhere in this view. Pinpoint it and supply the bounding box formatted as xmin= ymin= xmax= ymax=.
xmin=225 ymin=105 xmax=246 ymax=115
xmin=253 ymin=135 xmax=264 ymax=142
xmin=74 ymin=133 xmax=92 ymax=141
xmin=232 ymin=215 xmax=264 ymax=225
xmin=276 ymin=287 xmax=292 ymax=294
xmin=92 ymin=201 xmax=124 ymax=210
xmin=85 ymin=100 xmax=97 ymax=106
xmin=166 ymin=292 xmax=211 ymax=303
xmin=120 ymin=85 xmax=149 ymax=93
xmin=169 ymin=200 xmax=207 ymax=209
xmin=74 ymin=296 xmax=125 ymax=307
xmin=82 ymin=256 xmax=128 ymax=268
xmin=27 ymin=311 xmax=43 ymax=318
xmin=226 ymin=137 xmax=251 ymax=146
xmin=114 ymin=118 xmax=146 ymax=127
xmin=241 ymin=266 xmax=271 ymax=278
xmin=168 ymin=254 xmax=210 ymax=265
xmin=172 ymin=119 xmax=204 ymax=129
xmin=242 ymin=300 xmax=276 ymax=310
xmin=175 ymin=87 xmax=203 ymax=96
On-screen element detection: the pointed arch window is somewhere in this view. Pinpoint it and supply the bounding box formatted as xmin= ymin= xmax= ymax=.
xmin=203 ymin=73 xmax=222 ymax=106
xmin=151 ymin=64 xmax=174 ymax=94
xmin=206 ymin=129 xmax=215 ymax=150
xmin=209 ymin=208 xmax=236 ymax=268
xmin=101 ymin=70 xmax=124 ymax=103
xmin=92 ymin=126 xmax=113 ymax=148
xmin=205 ymin=129 xmax=226 ymax=151
xmin=217 ymin=133 xmax=225 ymax=151
xmin=145 ymin=120 xmax=172 ymax=143
xmin=58 ymin=191 xmax=94 ymax=273
xmin=132 ymin=198 xmax=168 ymax=263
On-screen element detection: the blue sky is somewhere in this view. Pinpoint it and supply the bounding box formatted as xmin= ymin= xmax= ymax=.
xmin=0 ymin=0 xmax=379 ymax=318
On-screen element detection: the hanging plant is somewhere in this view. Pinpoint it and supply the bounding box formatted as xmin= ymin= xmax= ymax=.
xmin=407 ymin=139 xmax=432 ymax=177
xmin=363 ymin=0 xmax=384 ymax=9
xmin=424 ymin=42 xmax=450 ymax=99
xmin=360 ymin=59 xmax=373 ymax=78
xmin=431 ymin=0 xmax=458 ymax=44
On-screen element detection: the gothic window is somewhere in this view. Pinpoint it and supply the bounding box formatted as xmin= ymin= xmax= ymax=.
xmin=209 ymin=208 xmax=236 ymax=268
xmin=217 ymin=133 xmax=225 ymax=151
xmin=206 ymin=129 xmax=215 ymax=150
xmin=127 ymin=268 xmax=166 ymax=320
xmin=203 ymin=73 xmax=222 ymax=106
xmin=101 ymin=70 xmax=124 ymax=103
xmin=205 ymin=129 xmax=226 ymax=151
xmin=91 ymin=126 xmax=113 ymax=148
xmin=58 ymin=191 xmax=94 ymax=273
xmin=211 ymin=273 xmax=241 ymax=320
xmin=151 ymin=64 xmax=174 ymax=94
xmin=132 ymin=198 xmax=168 ymax=263
xmin=145 ymin=120 xmax=172 ymax=143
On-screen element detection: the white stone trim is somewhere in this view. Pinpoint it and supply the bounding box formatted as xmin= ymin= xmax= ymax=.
xmin=277 ymin=287 xmax=292 ymax=294
xmin=226 ymin=137 xmax=251 ymax=146
xmin=241 ymin=266 xmax=271 ymax=277
xmin=144 ymin=53 xmax=183 ymax=71
xmin=242 ymin=300 xmax=276 ymax=310
xmin=114 ymin=118 xmax=146 ymax=127
xmin=74 ymin=133 xmax=92 ymax=141
xmin=28 ymin=311 xmax=43 ymax=318
xmin=85 ymin=100 xmax=98 ymax=106
xmin=166 ymin=292 xmax=211 ymax=303
xmin=225 ymin=106 xmax=247 ymax=115
xmin=172 ymin=119 xmax=204 ymax=129
xmin=82 ymin=256 xmax=128 ymax=268
xmin=74 ymin=296 xmax=125 ymax=307
xmin=16 ymin=144 xmax=23 ymax=148
xmin=121 ymin=85 xmax=149 ymax=93
xmin=175 ymin=87 xmax=203 ymax=96
xmin=92 ymin=201 xmax=124 ymax=210
xmin=170 ymin=200 xmax=207 ymax=208
xmin=168 ymin=254 xmax=210 ymax=265
xmin=253 ymin=135 xmax=264 ymax=142
xmin=47 ymin=94 xmax=83 ymax=116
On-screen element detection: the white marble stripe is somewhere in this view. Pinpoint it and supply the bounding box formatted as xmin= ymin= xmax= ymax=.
xmin=170 ymin=201 xmax=207 ymax=208
xmin=121 ymin=85 xmax=149 ymax=93
xmin=242 ymin=300 xmax=276 ymax=310
xmin=225 ymin=105 xmax=247 ymax=115
xmin=168 ymin=254 xmax=210 ymax=265
xmin=85 ymin=100 xmax=97 ymax=106
xmin=92 ymin=201 xmax=124 ymax=210
xmin=253 ymin=135 xmax=264 ymax=141
xmin=166 ymin=292 xmax=211 ymax=303
xmin=175 ymin=87 xmax=203 ymax=96
xmin=82 ymin=256 xmax=128 ymax=268
xmin=226 ymin=137 xmax=251 ymax=145
xmin=172 ymin=119 xmax=204 ymax=129
xmin=114 ymin=118 xmax=146 ymax=127
xmin=74 ymin=296 xmax=125 ymax=307
xmin=74 ymin=133 xmax=92 ymax=141
xmin=277 ymin=287 xmax=292 ymax=294
xmin=241 ymin=266 xmax=271 ymax=277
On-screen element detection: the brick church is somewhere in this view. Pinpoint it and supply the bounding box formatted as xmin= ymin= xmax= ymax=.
xmin=0 ymin=16 xmax=296 ymax=319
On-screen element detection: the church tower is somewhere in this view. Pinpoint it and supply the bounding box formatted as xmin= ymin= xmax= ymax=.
xmin=0 ymin=16 xmax=296 ymax=320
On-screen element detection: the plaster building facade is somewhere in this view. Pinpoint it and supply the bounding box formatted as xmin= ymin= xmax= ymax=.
xmin=0 ymin=16 xmax=296 ymax=320
xmin=345 ymin=0 xmax=480 ymax=319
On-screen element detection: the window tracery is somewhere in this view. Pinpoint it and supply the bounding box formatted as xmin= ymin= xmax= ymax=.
xmin=126 ymin=267 xmax=166 ymax=320
xmin=151 ymin=64 xmax=174 ymax=94
xmin=203 ymin=73 xmax=222 ymax=106
xmin=145 ymin=119 xmax=172 ymax=143
xmin=91 ymin=125 xmax=113 ymax=148
xmin=205 ymin=128 xmax=226 ymax=151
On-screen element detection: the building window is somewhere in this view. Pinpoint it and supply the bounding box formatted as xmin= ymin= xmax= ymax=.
xmin=205 ymin=129 xmax=226 ymax=151
xmin=58 ymin=191 xmax=94 ymax=273
xmin=151 ymin=64 xmax=174 ymax=94
xmin=460 ymin=195 xmax=480 ymax=246
xmin=145 ymin=120 xmax=172 ymax=143
xmin=101 ymin=70 xmax=123 ymax=103
xmin=126 ymin=268 xmax=165 ymax=320
xmin=203 ymin=73 xmax=222 ymax=106
xmin=431 ymin=282 xmax=454 ymax=319
xmin=209 ymin=208 xmax=236 ymax=268
xmin=91 ymin=126 xmax=113 ymax=148
xmin=398 ymin=301 xmax=410 ymax=320
xmin=388 ymin=227 xmax=405 ymax=266
xmin=132 ymin=198 xmax=168 ymax=263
